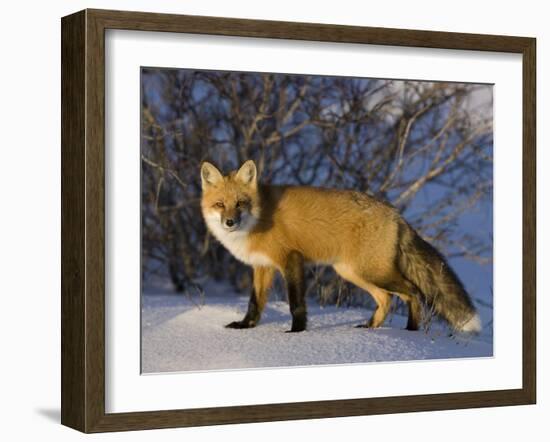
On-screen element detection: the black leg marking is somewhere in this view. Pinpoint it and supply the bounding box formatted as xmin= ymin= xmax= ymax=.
xmin=284 ymin=252 xmax=307 ymax=332
xmin=225 ymin=293 xmax=259 ymax=329
xmin=226 ymin=266 xmax=275 ymax=330
xmin=405 ymin=297 xmax=422 ymax=331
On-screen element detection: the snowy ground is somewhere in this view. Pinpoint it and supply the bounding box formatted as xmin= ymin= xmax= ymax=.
xmin=142 ymin=282 xmax=493 ymax=374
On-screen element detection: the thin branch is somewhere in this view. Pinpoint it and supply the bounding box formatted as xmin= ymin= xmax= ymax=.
xmin=141 ymin=155 xmax=187 ymax=190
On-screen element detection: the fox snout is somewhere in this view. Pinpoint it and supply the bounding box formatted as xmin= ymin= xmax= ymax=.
xmin=221 ymin=211 xmax=242 ymax=230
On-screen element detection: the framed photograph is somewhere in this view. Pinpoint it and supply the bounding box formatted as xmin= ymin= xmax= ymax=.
xmin=61 ymin=9 xmax=536 ymax=433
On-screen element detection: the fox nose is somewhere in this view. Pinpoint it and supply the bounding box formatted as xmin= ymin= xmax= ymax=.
xmin=225 ymin=219 xmax=235 ymax=227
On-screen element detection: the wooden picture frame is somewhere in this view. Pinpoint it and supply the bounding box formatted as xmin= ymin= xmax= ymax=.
xmin=61 ymin=8 xmax=536 ymax=433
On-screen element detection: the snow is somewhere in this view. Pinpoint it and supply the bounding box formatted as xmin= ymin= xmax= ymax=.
xmin=141 ymin=283 xmax=493 ymax=374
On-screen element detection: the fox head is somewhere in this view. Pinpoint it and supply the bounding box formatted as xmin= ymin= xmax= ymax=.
xmin=200 ymin=160 xmax=261 ymax=233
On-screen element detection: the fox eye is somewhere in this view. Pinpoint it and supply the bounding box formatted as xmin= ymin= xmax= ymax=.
xmin=214 ymin=201 xmax=224 ymax=209
xmin=236 ymin=200 xmax=248 ymax=209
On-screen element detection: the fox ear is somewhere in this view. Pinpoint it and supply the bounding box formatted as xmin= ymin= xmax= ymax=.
xmin=201 ymin=162 xmax=223 ymax=188
xmin=235 ymin=160 xmax=257 ymax=187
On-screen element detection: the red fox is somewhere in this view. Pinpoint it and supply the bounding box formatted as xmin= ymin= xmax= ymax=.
xmin=200 ymin=160 xmax=481 ymax=334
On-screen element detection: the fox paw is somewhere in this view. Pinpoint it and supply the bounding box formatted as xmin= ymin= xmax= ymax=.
xmin=285 ymin=327 xmax=306 ymax=333
xmin=225 ymin=320 xmax=254 ymax=329
xmin=286 ymin=317 xmax=306 ymax=333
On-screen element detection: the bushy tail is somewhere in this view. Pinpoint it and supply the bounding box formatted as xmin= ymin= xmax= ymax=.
xmin=397 ymin=222 xmax=481 ymax=333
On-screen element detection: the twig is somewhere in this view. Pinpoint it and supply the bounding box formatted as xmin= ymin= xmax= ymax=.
xmin=141 ymin=155 xmax=187 ymax=190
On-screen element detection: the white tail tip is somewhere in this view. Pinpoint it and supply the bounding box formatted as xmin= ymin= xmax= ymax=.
xmin=461 ymin=313 xmax=482 ymax=333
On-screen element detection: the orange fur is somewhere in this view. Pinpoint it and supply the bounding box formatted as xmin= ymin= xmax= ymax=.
xmin=202 ymin=166 xmax=402 ymax=279
xmin=201 ymin=160 xmax=479 ymax=333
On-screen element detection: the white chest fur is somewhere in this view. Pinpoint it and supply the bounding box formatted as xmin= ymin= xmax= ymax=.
xmin=205 ymin=215 xmax=274 ymax=267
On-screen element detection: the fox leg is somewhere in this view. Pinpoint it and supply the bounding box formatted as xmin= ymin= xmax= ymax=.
xmin=383 ymin=276 xmax=423 ymax=331
xmin=283 ymin=251 xmax=307 ymax=332
xmin=226 ymin=266 xmax=275 ymax=329
xmin=395 ymin=293 xmax=423 ymax=331
xmin=406 ymin=297 xmax=423 ymax=331
xmin=333 ymin=264 xmax=392 ymax=328
xmin=359 ymin=286 xmax=392 ymax=328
